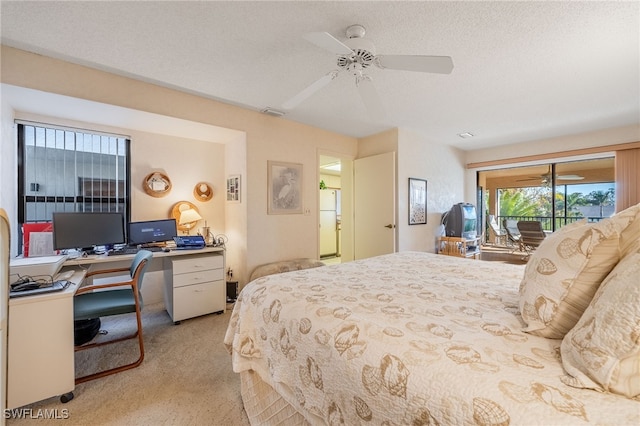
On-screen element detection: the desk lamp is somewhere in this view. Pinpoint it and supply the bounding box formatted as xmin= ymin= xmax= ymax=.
xmin=178 ymin=208 xmax=202 ymax=235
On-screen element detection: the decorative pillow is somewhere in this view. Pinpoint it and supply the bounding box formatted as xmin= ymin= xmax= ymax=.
xmin=519 ymin=203 xmax=640 ymax=338
xmin=560 ymin=250 xmax=640 ymax=398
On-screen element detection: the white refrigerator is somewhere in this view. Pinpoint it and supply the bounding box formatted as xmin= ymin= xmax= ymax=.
xmin=319 ymin=190 xmax=338 ymax=257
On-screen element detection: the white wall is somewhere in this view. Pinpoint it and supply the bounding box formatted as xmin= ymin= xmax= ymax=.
xmin=224 ymin=133 xmax=247 ymax=284
xmin=356 ymin=128 xmax=467 ymax=254
xmin=465 ymin=124 xmax=639 ymax=166
xmin=397 ymin=128 xmax=466 ymax=253
xmin=0 ymin=88 xmax=18 ymax=256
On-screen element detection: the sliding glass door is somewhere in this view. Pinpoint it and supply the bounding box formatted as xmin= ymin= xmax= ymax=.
xmin=479 ymin=157 xmax=615 ymax=239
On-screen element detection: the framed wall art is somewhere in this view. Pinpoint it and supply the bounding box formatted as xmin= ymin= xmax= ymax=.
xmin=226 ymin=175 xmax=241 ymax=203
xmin=408 ymin=178 xmax=427 ymax=225
xmin=268 ymin=161 xmax=303 ymax=214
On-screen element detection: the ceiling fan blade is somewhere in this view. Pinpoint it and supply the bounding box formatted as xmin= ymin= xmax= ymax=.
xmin=557 ymin=174 xmax=585 ymax=181
xmin=303 ymin=32 xmax=353 ymax=55
xmin=376 ymin=55 xmax=454 ymax=74
xmin=357 ymin=76 xmax=386 ymax=122
xmin=281 ymin=71 xmax=339 ymax=110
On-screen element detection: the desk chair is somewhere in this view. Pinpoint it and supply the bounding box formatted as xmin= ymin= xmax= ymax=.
xmin=73 ymin=250 xmax=153 ymax=384
xmin=517 ymin=220 xmax=546 ymax=260
xmin=503 ymin=219 xmax=523 ymax=253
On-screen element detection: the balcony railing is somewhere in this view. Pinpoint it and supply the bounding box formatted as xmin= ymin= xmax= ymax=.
xmin=496 ymin=215 xmax=604 ymax=232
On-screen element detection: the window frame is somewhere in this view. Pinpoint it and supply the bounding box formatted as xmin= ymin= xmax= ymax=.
xmin=16 ymin=121 xmax=131 ymax=255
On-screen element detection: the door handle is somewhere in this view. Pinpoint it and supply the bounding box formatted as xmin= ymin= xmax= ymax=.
xmin=384 ymin=224 xmax=395 ymax=229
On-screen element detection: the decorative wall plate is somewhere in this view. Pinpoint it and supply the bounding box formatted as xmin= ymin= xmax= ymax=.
xmin=193 ymin=182 xmax=214 ymax=202
xmin=143 ymin=172 xmax=172 ymax=198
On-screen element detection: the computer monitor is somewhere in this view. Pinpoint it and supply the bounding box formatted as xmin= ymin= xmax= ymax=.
xmin=128 ymin=219 xmax=177 ymax=246
xmin=52 ymin=212 xmax=125 ymax=252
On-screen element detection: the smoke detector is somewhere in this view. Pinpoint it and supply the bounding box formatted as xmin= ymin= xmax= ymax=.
xmin=261 ymin=107 xmax=285 ymax=117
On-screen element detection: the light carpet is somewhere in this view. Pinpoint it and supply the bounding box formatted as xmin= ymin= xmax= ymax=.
xmin=7 ymin=302 xmax=250 ymax=426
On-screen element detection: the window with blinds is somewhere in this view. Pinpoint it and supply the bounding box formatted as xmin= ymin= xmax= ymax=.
xmin=17 ymin=122 xmax=130 ymax=253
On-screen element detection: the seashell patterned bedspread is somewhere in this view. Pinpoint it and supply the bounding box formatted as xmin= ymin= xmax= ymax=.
xmin=224 ymin=251 xmax=640 ymax=425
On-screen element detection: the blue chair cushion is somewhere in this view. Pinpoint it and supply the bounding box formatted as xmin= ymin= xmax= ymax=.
xmin=74 ymin=289 xmax=137 ymax=321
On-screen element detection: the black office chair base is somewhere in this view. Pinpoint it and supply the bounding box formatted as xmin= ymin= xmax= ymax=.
xmin=74 ymin=318 xmax=101 ymax=346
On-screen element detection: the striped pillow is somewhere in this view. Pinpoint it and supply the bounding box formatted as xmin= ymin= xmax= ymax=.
xmin=519 ymin=203 xmax=640 ymax=338
xmin=561 ymin=249 xmax=640 ymax=398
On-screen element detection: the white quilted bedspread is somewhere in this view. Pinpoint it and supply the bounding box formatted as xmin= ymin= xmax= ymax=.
xmin=224 ymin=251 xmax=640 ymax=425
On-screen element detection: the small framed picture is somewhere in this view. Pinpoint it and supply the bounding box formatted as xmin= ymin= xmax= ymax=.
xmin=226 ymin=175 xmax=241 ymax=203
xmin=268 ymin=161 xmax=303 ymax=214
xmin=408 ymin=178 xmax=427 ymax=225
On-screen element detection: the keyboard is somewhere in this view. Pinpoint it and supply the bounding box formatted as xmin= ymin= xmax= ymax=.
xmin=10 ymin=280 xmax=71 ymax=298
xmin=108 ymin=246 xmax=164 ymax=256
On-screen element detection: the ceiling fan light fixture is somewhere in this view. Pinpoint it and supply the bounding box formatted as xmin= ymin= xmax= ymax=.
xmin=346 ymin=24 xmax=366 ymax=39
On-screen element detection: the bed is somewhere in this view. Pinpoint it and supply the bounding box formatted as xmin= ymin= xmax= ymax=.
xmin=224 ymin=207 xmax=640 ymax=425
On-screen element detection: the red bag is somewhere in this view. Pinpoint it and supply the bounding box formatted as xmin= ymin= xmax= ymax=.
xmin=22 ymin=222 xmax=54 ymax=257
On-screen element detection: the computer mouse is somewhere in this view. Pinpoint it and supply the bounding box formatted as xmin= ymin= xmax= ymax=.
xmin=163 ymin=247 xmax=171 ymax=252
xmin=12 ymin=282 xmax=41 ymax=292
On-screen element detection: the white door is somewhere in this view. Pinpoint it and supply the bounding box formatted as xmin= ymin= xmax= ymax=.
xmin=354 ymin=152 xmax=396 ymax=259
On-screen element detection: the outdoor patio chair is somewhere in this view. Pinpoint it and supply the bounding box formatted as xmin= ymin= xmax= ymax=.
xmin=517 ymin=220 xmax=546 ymax=260
xmin=503 ymin=219 xmax=523 ymax=252
xmin=488 ymin=215 xmax=507 ymax=245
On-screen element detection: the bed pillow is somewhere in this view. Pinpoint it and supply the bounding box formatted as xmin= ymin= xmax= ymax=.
xmin=560 ymin=249 xmax=640 ymax=398
xmin=519 ymin=203 xmax=640 ymax=338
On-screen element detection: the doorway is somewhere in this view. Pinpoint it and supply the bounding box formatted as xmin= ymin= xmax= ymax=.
xmin=319 ymin=155 xmax=342 ymax=264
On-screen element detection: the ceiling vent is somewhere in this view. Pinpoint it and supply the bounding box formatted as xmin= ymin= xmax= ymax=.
xmin=261 ymin=107 xmax=285 ymax=117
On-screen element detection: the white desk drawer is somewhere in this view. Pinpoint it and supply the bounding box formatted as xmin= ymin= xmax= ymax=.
xmin=172 ymin=254 xmax=223 ymax=275
xmin=172 ymin=280 xmax=225 ymax=321
xmin=173 ymin=269 xmax=224 ymax=288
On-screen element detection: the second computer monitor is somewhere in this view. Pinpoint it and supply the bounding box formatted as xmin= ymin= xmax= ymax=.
xmin=128 ymin=219 xmax=177 ymax=246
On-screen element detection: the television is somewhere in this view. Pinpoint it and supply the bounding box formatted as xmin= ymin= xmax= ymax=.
xmin=442 ymin=202 xmax=477 ymax=239
xmin=128 ymin=219 xmax=177 ymax=246
xmin=52 ymin=212 xmax=125 ymax=252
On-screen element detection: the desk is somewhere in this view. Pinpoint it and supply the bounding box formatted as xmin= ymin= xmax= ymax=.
xmin=7 ymin=247 xmax=224 ymax=409
xmin=7 ymin=269 xmax=85 ymax=409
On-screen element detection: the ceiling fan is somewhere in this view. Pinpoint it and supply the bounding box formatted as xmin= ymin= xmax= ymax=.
xmin=280 ymin=24 xmax=454 ymax=120
xmin=517 ymin=166 xmax=584 ymax=186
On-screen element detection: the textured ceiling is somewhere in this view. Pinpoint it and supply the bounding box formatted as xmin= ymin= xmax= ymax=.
xmin=1 ymin=1 xmax=638 ymax=150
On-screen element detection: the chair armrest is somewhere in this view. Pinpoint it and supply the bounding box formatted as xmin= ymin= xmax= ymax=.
xmin=76 ymin=279 xmax=135 ymax=295
xmin=85 ymin=267 xmax=130 ymax=278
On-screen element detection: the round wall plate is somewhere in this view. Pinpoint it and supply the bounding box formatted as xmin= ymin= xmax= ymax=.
xmin=143 ymin=172 xmax=172 ymax=198
xmin=193 ymin=182 xmax=213 ymax=202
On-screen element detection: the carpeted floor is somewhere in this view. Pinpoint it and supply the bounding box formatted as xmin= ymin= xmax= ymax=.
xmin=7 ymin=302 xmax=250 ymax=426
